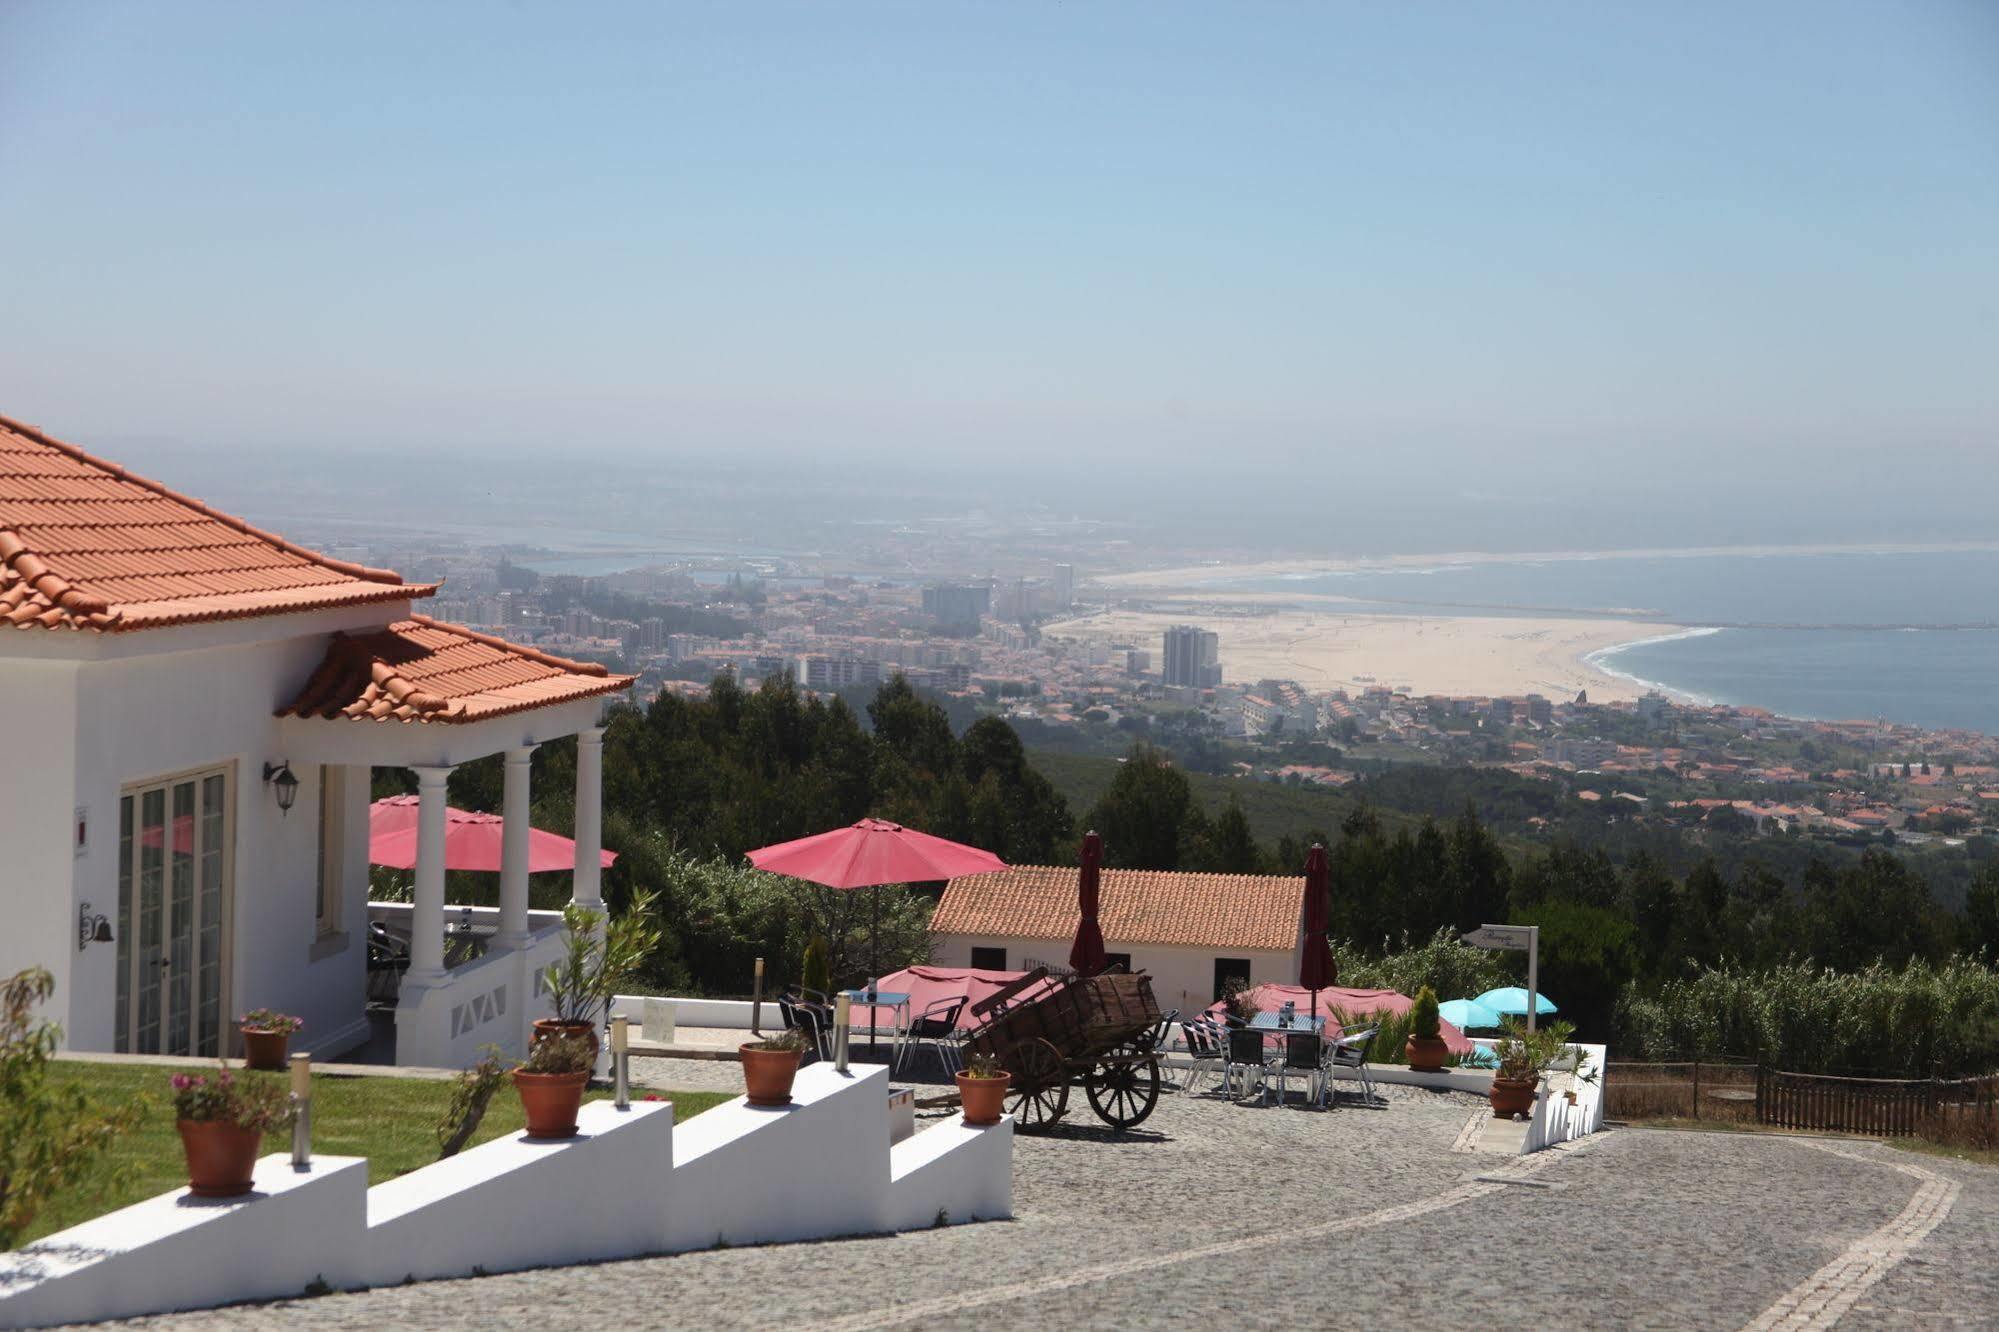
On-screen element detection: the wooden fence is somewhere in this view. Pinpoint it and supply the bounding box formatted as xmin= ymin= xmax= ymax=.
xmin=1756 ymin=1068 xmax=1999 ymax=1140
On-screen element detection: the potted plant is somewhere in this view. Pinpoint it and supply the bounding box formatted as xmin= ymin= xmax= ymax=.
xmin=1222 ymin=978 xmax=1259 ymax=1025
xmin=955 ymin=1050 xmax=1010 ymax=1126
xmin=1404 ymin=986 xmax=1447 ymax=1072
xmin=740 ymin=1028 xmax=807 ymax=1106
xmin=512 ymin=1031 xmax=595 ymax=1139
xmin=237 ymin=1008 xmax=303 ymax=1071
xmin=1487 ymin=1019 xmax=1585 ymax=1119
xmin=535 ymin=890 xmax=662 ymax=1055
xmin=171 ymin=1066 xmax=295 ymax=1197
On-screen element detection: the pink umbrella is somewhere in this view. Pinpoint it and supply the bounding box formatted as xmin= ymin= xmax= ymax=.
xmin=368 ymin=796 xmax=616 ymax=872
xmin=1069 ymin=830 xmax=1109 ymax=977
xmin=747 ymin=818 xmax=1007 ymax=982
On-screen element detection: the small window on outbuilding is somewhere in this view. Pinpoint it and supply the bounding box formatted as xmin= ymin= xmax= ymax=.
xmin=1213 ymin=958 xmax=1251 ymax=1001
xmin=1103 ymin=952 xmax=1132 ymax=973
xmin=970 ymin=946 xmax=1007 ymax=971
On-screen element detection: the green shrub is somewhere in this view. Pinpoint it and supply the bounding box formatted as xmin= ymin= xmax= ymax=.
xmin=1616 ymin=957 xmax=1999 ymax=1077
xmin=801 ymin=934 xmax=832 ymax=997
xmin=1332 ymin=927 xmax=1511 ymax=1001
xmin=1410 ymin=986 xmax=1441 ymax=1041
xmin=2 ymin=968 xmax=146 ymax=1248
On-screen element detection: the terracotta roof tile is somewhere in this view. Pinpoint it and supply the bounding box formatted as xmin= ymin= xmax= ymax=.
xmin=933 ymin=865 xmax=1304 ymax=952
xmin=279 ymin=615 xmax=635 ymax=725
xmin=0 ymin=413 xmax=434 ymax=632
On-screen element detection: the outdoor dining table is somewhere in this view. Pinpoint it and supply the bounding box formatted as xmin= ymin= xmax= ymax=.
xmin=1249 ymin=1011 xmax=1328 ymax=1035
xmin=839 ymin=988 xmax=913 ymax=1066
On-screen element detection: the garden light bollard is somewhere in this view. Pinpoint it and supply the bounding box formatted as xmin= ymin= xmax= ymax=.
xmin=834 ymin=993 xmax=851 ymax=1073
xmin=612 ymin=1013 xmax=630 ymax=1110
xmin=290 ymin=1052 xmax=312 ymax=1168
xmin=751 ymin=955 xmax=765 ymax=1036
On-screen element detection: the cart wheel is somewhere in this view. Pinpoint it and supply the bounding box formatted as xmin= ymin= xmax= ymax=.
xmin=1085 ymin=1055 xmax=1160 ymax=1131
xmin=1005 ymin=1038 xmax=1069 ymax=1133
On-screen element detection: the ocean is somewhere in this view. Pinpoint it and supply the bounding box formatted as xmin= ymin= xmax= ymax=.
xmin=1227 ymin=548 xmax=1999 ymax=736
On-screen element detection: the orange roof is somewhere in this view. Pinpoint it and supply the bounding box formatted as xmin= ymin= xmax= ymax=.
xmin=279 ymin=615 xmax=634 ymax=724
xmin=0 ymin=413 xmax=433 ymax=632
xmin=933 ymin=865 xmax=1303 ymax=951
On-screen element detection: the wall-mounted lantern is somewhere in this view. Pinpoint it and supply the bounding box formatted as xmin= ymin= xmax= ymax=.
xmin=263 ymin=760 xmax=301 ymax=815
xmin=78 ymin=901 xmax=112 ymax=950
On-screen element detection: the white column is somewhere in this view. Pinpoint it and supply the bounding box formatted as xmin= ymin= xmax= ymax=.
xmin=495 ymin=745 xmax=536 ymax=949
xmin=407 ymin=764 xmax=453 ymax=982
xmin=571 ymin=726 xmax=605 ymax=910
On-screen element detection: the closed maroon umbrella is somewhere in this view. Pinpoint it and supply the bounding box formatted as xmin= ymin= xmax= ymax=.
xmin=1069 ymin=830 xmax=1109 ymax=977
xmin=1298 ymin=842 xmax=1335 ymax=991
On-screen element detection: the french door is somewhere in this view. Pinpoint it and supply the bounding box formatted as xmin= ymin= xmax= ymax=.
xmin=116 ymin=768 xmax=232 ymax=1056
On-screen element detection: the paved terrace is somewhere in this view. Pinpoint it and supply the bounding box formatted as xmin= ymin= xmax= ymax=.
xmin=83 ymin=1056 xmax=1999 ymax=1331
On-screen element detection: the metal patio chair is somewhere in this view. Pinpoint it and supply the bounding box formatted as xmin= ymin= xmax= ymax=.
xmin=1277 ymin=1031 xmax=1328 ymax=1109
xmin=903 ymin=995 xmax=968 ymax=1078
xmin=1328 ymin=1025 xmax=1378 ymax=1104
xmin=1224 ymin=1026 xmax=1274 ymax=1104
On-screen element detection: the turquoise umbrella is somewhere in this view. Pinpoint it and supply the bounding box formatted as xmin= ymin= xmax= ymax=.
xmin=1439 ymin=998 xmax=1503 ymax=1030
xmin=1474 ymin=986 xmax=1557 ymax=1018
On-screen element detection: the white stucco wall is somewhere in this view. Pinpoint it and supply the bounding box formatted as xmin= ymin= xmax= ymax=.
xmin=0 ymin=658 xmax=81 ymax=1017
xmin=60 ymin=611 xmax=392 ymax=1056
xmin=928 ymin=933 xmax=1296 ymax=1018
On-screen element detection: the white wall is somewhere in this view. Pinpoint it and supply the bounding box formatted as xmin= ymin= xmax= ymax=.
xmin=928 ymin=933 xmax=1295 ymax=1018
xmin=0 ymin=659 xmax=80 ymax=1017
xmin=63 ymin=614 xmax=385 ymax=1055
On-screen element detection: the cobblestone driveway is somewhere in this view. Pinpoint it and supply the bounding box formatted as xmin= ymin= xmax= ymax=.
xmin=94 ymin=1058 xmax=1999 ymax=1331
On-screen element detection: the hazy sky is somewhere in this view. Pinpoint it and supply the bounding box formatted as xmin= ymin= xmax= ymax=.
xmin=2 ymin=2 xmax=1995 ymax=492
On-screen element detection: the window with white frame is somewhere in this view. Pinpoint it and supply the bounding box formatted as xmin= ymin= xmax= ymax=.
xmin=315 ymin=766 xmax=342 ymax=935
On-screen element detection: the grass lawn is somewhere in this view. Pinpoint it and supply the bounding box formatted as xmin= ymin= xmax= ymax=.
xmin=22 ymin=1062 xmax=731 ymax=1246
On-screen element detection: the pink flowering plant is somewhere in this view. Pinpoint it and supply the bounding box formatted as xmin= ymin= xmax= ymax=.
xmin=238 ymin=1008 xmax=303 ymax=1035
xmin=169 ymin=1066 xmax=295 ymax=1131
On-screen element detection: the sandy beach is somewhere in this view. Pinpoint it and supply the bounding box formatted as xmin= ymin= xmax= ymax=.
xmin=1043 ymin=607 xmax=1673 ymax=702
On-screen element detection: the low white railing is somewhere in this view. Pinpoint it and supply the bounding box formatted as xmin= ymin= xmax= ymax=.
xmin=372 ymin=901 xmax=567 ymax=1068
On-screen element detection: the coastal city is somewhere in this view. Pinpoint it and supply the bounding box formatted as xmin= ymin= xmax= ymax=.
xmin=324 ymin=534 xmax=1999 ymax=850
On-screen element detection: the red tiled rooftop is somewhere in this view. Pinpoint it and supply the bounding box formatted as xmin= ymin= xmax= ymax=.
xmin=0 ymin=413 xmax=433 ymax=631
xmin=278 ymin=615 xmax=635 ymax=724
xmin=933 ymin=865 xmax=1304 ymax=951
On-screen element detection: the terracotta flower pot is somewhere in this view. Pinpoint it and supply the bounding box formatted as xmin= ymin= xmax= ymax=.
xmin=513 ymin=1069 xmax=590 ymax=1138
xmin=1489 ymin=1075 xmax=1539 ymax=1119
xmin=739 ymin=1044 xmax=802 ymax=1106
xmin=1405 ymin=1035 xmax=1449 ymax=1073
xmin=240 ymin=1026 xmax=290 ymax=1072
xmin=955 ymin=1071 xmax=1011 ymax=1126
xmin=532 ymin=1018 xmax=601 ymax=1058
xmin=178 ymin=1119 xmax=264 ymax=1197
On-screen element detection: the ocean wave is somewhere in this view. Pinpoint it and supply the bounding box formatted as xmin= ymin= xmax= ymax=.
xmin=1583 ymin=627 xmax=1725 ymax=704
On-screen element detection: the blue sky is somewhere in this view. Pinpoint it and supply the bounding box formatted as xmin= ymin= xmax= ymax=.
xmin=1 ymin=2 xmax=1994 ymax=480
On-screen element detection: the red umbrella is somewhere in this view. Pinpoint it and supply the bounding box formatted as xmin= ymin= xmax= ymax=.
xmin=1298 ymin=842 xmax=1334 ymax=992
xmin=1069 ymin=830 xmax=1109 ymax=977
xmin=368 ymin=796 xmax=616 ymax=872
xmin=747 ymin=818 xmax=1007 ymax=981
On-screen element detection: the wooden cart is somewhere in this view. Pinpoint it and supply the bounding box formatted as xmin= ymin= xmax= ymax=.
xmin=956 ymin=967 xmax=1166 ymax=1133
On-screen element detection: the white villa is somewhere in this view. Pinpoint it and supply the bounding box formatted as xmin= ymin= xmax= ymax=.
xmin=0 ymin=412 xmax=634 ymax=1067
